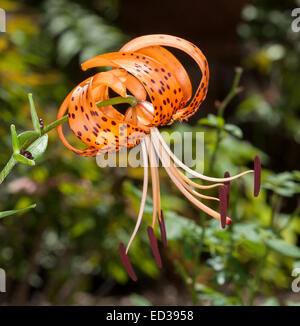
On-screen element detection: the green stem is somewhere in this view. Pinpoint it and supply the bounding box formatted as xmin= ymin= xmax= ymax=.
xmin=217 ymin=67 xmax=243 ymax=118
xmin=0 ymin=95 xmax=138 ymax=185
xmin=0 ymin=117 xmax=68 ymax=185
xmin=209 ymin=68 xmax=243 ymax=173
xmin=41 ymin=115 xmax=68 ymax=135
xmin=0 ymin=156 xmax=17 ymax=185
xmin=96 ymin=96 xmax=138 ymax=108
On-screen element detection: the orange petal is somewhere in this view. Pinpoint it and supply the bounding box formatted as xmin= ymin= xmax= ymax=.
xmin=136 ymin=45 xmax=192 ymax=102
xmin=68 ymin=76 xmax=148 ymax=155
xmin=120 ymin=34 xmax=209 ymax=121
xmin=124 ymin=73 xmax=147 ymax=101
xmin=92 ymin=71 xmax=127 ymax=98
xmin=82 ymin=52 xmax=184 ymax=126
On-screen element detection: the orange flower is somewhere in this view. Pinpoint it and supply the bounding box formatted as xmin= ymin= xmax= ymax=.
xmin=57 ymin=34 xmax=261 ymax=281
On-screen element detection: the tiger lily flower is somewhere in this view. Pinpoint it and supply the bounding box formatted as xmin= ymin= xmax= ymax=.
xmin=57 ymin=34 xmax=261 ymax=281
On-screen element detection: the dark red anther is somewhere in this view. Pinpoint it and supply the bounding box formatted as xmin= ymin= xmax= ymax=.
xmin=147 ymin=226 xmax=162 ymax=268
xmin=159 ymin=210 xmax=167 ymax=248
xmin=224 ymin=171 xmax=230 ymax=207
xmin=39 ymin=118 xmax=44 ymax=130
xmin=219 ymin=185 xmax=227 ymax=229
xmin=254 ymin=155 xmax=261 ymax=197
xmin=119 ymin=243 xmax=137 ymax=282
xmin=20 ymin=150 xmax=34 ymax=160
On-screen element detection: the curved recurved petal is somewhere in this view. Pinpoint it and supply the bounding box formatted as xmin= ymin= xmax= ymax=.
xmin=135 ymin=45 xmax=192 ymax=103
xmin=69 ymin=76 xmax=147 ymax=155
xmin=120 ymin=34 xmax=209 ymax=121
xmin=93 ymin=84 xmax=124 ymax=121
xmin=58 ymin=70 xmax=148 ymax=157
xmin=57 ymin=78 xmax=99 ymax=157
xmin=92 ymin=71 xmax=127 ymax=98
xmin=82 ymin=52 xmax=184 ymax=126
xmin=123 ymin=73 xmax=147 ymax=101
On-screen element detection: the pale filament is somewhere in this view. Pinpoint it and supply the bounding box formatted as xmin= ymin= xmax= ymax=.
xmin=145 ymin=137 xmax=161 ymax=228
xmin=175 ymin=168 xmax=224 ymax=190
xmin=126 ymin=139 xmax=149 ymax=253
xmin=151 ymin=128 xmax=254 ymax=183
xmin=151 ymin=133 xmax=231 ymax=224
xmin=169 ymin=161 xmax=220 ymax=202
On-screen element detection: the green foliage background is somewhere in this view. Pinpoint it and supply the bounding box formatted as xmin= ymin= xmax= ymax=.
xmin=0 ymin=0 xmax=300 ymax=305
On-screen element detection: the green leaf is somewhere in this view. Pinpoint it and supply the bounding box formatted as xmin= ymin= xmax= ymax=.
xmin=198 ymin=114 xmax=225 ymax=129
xmin=182 ymin=239 xmax=195 ymax=260
xmin=264 ymin=182 xmax=299 ymax=197
xmin=0 ymin=204 xmax=36 ymax=219
xmin=220 ymin=136 xmax=268 ymax=164
xmin=263 ymin=172 xmax=300 ymax=197
xmin=13 ymin=153 xmax=35 ymax=166
xmin=261 ymin=297 xmax=280 ymax=306
xmin=207 ymin=256 xmax=224 ymax=271
xmin=285 ymin=301 xmax=300 ymax=306
xmin=165 ymin=210 xmax=202 ymax=240
xmin=266 ymin=239 xmax=300 ymax=258
xmin=215 ymin=271 xmax=227 ymax=285
xmin=18 ymin=130 xmax=40 ymax=148
xmin=130 ymin=294 xmax=151 ymax=306
xmin=236 ymin=93 xmax=278 ymax=125
xmin=28 ymin=93 xmax=41 ymax=134
xmin=232 ymin=222 xmax=262 ymax=244
xmin=57 ymin=30 xmax=81 ymax=65
xmin=70 ymin=218 xmax=95 ymax=238
xmin=27 ymin=134 xmax=48 ymax=160
xmin=293 ymin=170 xmax=300 ymax=182
xmin=10 ymin=124 xmax=20 ymax=153
xmin=195 ymin=284 xmax=241 ymax=306
xmin=228 ymin=257 xmax=250 ymax=285
xmin=224 ymin=124 xmax=243 ymax=138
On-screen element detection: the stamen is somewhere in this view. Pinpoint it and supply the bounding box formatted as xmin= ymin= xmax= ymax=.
xmin=219 ymin=186 xmax=227 ymax=229
xmin=159 ymin=210 xmax=168 ymax=247
xmin=164 ymin=146 xmax=224 ymax=190
xmin=224 ymin=171 xmax=230 ymax=206
xmin=152 ymin=128 xmax=254 ymax=183
xmin=151 ymin=135 xmax=232 ymax=225
xmin=119 ymin=243 xmax=137 ymax=281
xmin=254 ymin=155 xmax=261 ymax=197
xmin=145 ymin=137 xmax=161 ymax=228
xmin=169 ymin=162 xmax=220 ymax=202
xmin=126 ymin=139 xmax=149 ymax=253
xmin=147 ymin=226 xmax=162 ymax=268
xmin=176 ymin=168 xmax=224 ymax=190
xmin=149 ymin=152 xmax=157 ymax=226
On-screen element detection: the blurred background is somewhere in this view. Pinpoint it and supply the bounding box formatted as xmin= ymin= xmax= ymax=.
xmin=0 ymin=0 xmax=300 ymax=306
